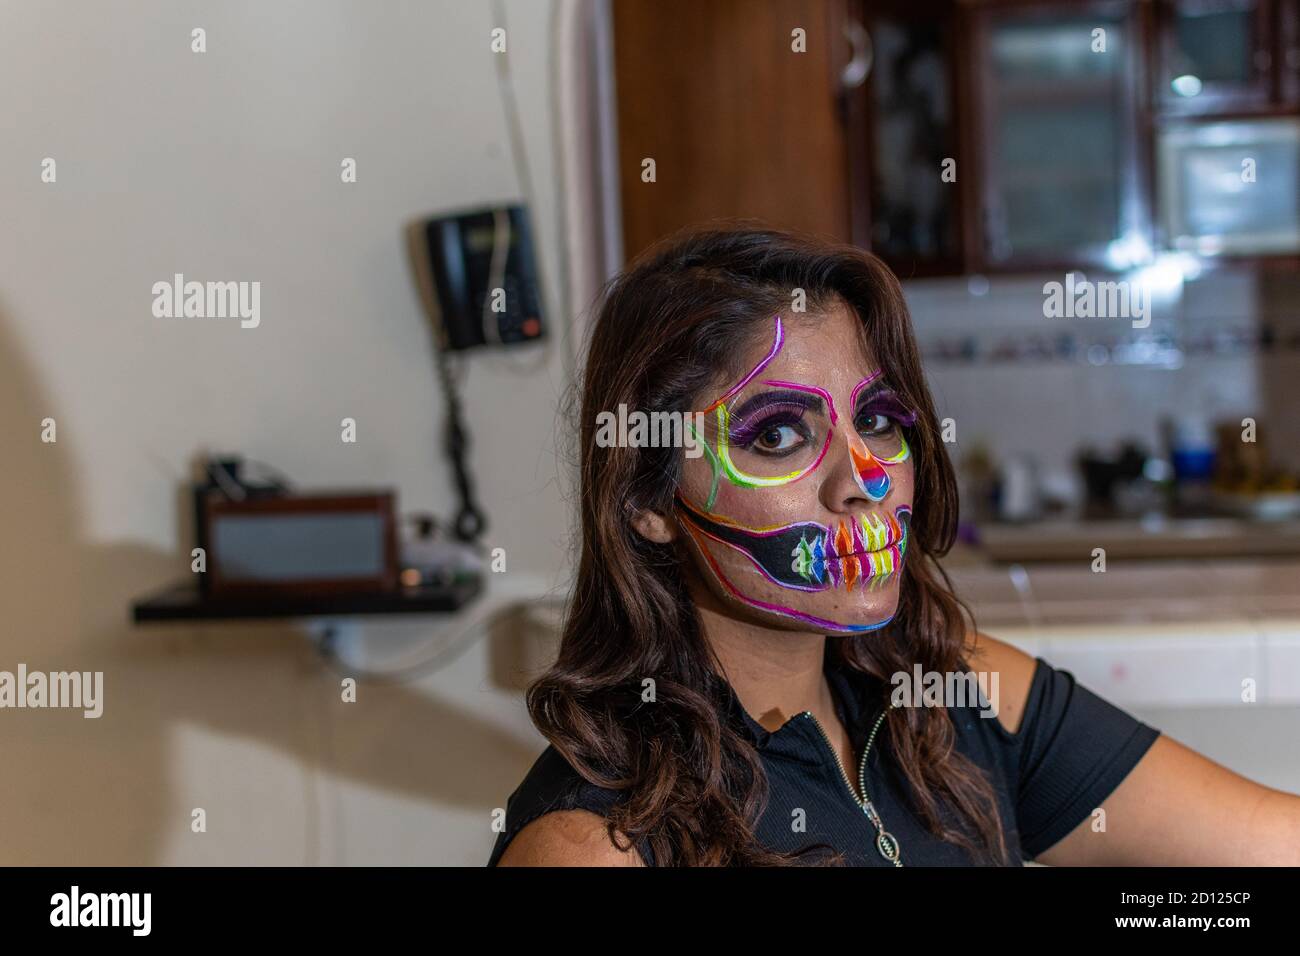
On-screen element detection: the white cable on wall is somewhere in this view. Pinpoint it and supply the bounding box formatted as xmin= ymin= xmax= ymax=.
xmin=488 ymin=0 xmax=555 ymax=374
xmin=481 ymin=207 xmax=512 ymax=347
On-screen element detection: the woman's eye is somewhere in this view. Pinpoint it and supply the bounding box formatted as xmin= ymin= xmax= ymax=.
xmin=753 ymin=422 xmax=807 ymax=454
xmin=857 ymin=413 xmax=895 ymax=437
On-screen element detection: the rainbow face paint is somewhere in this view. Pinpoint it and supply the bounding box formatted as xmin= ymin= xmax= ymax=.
xmin=676 ymin=312 xmax=919 ymax=634
xmin=698 ymin=316 xmax=915 ymax=496
xmin=680 ymin=509 xmax=911 ymax=634
xmin=678 ymin=496 xmax=911 ymax=594
xmin=849 ymin=435 xmax=891 ymax=501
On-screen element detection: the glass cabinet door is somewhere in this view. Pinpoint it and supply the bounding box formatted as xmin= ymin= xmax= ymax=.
xmin=972 ymin=1 xmax=1147 ymax=270
xmin=1158 ymin=118 xmax=1300 ymax=254
xmin=863 ymin=12 xmax=964 ymax=274
xmin=1157 ymin=0 xmax=1275 ymax=114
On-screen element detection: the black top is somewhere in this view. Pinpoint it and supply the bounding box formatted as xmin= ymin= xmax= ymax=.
xmin=487 ymin=653 xmax=1162 ymax=866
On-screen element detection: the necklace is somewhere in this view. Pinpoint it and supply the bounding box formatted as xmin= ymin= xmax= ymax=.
xmin=801 ymin=702 xmax=903 ymax=866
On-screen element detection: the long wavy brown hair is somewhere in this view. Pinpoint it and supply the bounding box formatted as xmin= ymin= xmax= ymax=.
xmin=529 ymin=224 xmax=1009 ymax=866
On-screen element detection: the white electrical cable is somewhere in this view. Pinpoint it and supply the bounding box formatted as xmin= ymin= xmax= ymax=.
xmin=488 ymin=0 xmax=558 ymax=375
xmin=481 ymin=207 xmax=511 ymax=347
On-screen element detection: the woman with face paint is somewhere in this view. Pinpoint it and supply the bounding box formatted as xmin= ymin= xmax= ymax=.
xmin=491 ymin=227 xmax=1300 ymax=867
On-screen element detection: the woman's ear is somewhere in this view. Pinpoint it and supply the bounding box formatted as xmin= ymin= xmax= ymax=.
xmin=631 ymin=507 xmax=677 ymax=544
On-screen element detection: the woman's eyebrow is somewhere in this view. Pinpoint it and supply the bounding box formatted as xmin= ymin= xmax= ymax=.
xmin=850 ymin=370 xmax=885 ymax=409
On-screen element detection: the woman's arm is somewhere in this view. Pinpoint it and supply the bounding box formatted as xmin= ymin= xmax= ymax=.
xmin=1034 ymin=734 xmax=1300 ymax=866
xmin=971 ymin=632 xmax=1300 ymax=866
xmin=496 ymin=810 xmax=646 ymax=867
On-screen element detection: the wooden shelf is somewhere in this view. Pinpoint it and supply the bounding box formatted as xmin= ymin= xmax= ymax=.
xmin=131 ymin=576 xmax=482 ymax=623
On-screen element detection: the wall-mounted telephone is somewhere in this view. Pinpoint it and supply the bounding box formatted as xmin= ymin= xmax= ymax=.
xmin=407 ymin=204 xmax=545 ymax=351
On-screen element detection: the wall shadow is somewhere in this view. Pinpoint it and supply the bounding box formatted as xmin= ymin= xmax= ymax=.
xmin=0 ymin=299 xmax=541 ymax=865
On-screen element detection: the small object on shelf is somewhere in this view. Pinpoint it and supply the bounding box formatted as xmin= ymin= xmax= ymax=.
xmin=1077 ymin=441 xmax=1152 ymax=519
xmin=197 ymin=489 xmax=399 ymax=598
xmin=398 ymin=513 xmax=486 ymax=589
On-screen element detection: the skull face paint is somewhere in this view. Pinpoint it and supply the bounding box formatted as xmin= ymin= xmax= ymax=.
xmin=675 ymin=305 xmax=917 ymax=634
xmin=678 ymin=496 xmax=912 ymax=592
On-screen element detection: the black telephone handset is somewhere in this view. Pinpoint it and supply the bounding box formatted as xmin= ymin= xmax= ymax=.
xmin=404 ymin=205 xmax=548 ymax=542
xmin=409 ymin=204 xmax=545 ymax=351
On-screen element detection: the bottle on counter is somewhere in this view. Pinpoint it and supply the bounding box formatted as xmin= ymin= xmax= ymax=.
xmin=997 ymin=454 xmax=1041 ymax=523
xmin=1165 ymin=415 xmax=1217 ymax=515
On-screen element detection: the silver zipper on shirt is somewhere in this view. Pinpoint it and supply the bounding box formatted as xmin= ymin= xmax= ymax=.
xmin=800 ymin=705 xmax=903 ymax=867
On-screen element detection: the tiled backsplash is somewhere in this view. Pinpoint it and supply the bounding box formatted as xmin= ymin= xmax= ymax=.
xmin=902 ymin=268 xmax=1300 ymax=493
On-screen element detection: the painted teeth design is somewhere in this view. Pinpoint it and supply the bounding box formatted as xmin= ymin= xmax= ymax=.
xmin=787 ymin=507 xmax=911 ymax=591
xmin=792 ymin=536 xmax=815 ymax=582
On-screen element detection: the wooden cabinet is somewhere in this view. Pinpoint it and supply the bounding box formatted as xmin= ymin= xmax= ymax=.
xmin=610 ymin=0 xmax=1300 ymax=270
xmin=611 ymin=0 xmax=853 ymax=259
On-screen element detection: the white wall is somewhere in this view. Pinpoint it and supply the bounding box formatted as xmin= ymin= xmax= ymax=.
xmin=0 ymin=0 xmax=572 ymax=864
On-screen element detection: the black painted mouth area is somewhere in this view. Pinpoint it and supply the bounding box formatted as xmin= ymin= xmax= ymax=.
xmin=675 ymin=499 xmax=826 ymax=590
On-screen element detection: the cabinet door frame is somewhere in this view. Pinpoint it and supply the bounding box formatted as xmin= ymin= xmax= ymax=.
xmin=1277 ymin=0 xmax=1300 ymax=106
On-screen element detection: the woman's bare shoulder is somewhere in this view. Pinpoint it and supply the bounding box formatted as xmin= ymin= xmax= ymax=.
xmin=963 ymin=631 xmax=1039 ymax=736
xmin=496 ymin=810 xmax=646 ymax=867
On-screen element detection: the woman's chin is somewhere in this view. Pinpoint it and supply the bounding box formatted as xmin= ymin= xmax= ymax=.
xmin=727 ymin=574 xmax=904 ymax=634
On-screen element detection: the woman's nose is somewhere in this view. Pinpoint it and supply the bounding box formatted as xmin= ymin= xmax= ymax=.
xmin=819 ymin=428 xmax=892 ymax=512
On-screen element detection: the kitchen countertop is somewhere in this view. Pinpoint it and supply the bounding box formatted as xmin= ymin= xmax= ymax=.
xmin=973 ymin=516 xmax=1300 ymax=563
xmin=941 ymin=548 xmax=1300 ymax=629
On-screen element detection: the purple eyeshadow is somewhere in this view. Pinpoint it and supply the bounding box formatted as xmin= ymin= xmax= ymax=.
xmin=855 ymin=388 xmax=917 ymax=427
xmin=728 ymin=400 xmax=813 ymax=446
